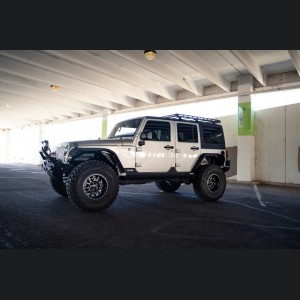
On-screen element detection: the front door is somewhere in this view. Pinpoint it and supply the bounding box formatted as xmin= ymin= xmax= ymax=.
xmin=135 ymin=120 xmax=175 ymax=173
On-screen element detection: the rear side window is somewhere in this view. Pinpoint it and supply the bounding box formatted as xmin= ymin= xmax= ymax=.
xmin=201 ymin=125 xmax=225 ymax=149
xmin=177 ymin=123 xmax=198 ymax=143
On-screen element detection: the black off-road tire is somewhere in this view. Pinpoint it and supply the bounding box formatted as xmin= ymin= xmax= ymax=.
xmin=193 ymin=164 xmax=226 ymax=201
xmin=155 ymin=181 xmax=182 ymax=193
xmin=50 ymin=176 xmax=67 ymax=197
xmin=66 ymin=160 xmax=119 ymax=212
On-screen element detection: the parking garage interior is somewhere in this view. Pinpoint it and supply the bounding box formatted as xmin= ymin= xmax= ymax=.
xmin=0 ymin=50 xmax=300 ymax=251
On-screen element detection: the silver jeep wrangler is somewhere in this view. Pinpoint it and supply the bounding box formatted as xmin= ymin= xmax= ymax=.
xmin=39 ymin=114 xmax=230 ymax=212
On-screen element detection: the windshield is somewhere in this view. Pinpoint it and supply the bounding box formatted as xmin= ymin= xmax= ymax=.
xmin=108 ymin=118 xmax=142 ymax=139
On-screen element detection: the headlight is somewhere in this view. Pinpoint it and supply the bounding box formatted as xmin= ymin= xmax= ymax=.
xmin=55 ymin=146 xmax=65 ymax=161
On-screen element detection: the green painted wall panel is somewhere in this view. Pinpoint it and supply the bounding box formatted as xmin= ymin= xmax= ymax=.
xmin=238 ymin=102 xmax=255 ymax=136
xmin=102 ymin=119 xmax=107 ymax=139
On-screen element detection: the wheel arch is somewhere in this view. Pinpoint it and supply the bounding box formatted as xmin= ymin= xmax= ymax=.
xmin=70 ymin=148 xmax=125 ymax=175
xmin=96 ymin=149 xmax=125 ymax=175
xmin=192 ymin=153 xmax=225 ymax=173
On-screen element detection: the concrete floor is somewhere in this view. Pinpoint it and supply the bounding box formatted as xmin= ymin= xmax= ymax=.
xmin=0 ymin=163 xmax=300 ymax=249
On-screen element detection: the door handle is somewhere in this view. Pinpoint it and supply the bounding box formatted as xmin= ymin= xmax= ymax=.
xmin=191 ymin=146 xmax=199 ymax=151
xmin=164 ymin=145 xmax=174 ymax=150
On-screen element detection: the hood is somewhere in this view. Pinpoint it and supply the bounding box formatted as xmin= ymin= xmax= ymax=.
xmin=57 ymin=137 xmax=134 ymax=149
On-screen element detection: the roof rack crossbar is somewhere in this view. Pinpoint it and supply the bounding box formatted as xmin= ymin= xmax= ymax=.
xmin=162 ymin=113 xmax=220 ymax=123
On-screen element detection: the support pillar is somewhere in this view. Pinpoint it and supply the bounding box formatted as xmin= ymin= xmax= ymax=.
xmin=237 ymin=74 xmax=256 ymax=182
xmin=101 ymin=109 xmax=109 ymax=139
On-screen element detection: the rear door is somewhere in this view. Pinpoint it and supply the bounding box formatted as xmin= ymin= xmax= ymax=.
xmin=175 ymin=122 xmax=200 ymax=172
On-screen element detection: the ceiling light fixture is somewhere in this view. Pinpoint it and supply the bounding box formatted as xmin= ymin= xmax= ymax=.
xmin=51 ymin=85 xmax=59 ymax=91
xmin=144 ymin=50 xmax=157 ymax=60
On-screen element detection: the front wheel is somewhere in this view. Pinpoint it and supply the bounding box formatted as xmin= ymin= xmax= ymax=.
xmin=155 ymin=180 xmax=182 ymax=193
xmin=50 ymin=176 xmax=67 ymax=197
xmin=66 ymin=160 xmax=119 ymax=212
xmin=193 ymin=164 xmax=226 ymax=202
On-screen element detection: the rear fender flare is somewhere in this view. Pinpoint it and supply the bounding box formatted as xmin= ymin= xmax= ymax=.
xmin=192 ymin=153 xmax=224 ymax=173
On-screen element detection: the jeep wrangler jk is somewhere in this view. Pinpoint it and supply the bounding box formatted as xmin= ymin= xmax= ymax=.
xmin=39 ymin=114 xmax=230 ymax=212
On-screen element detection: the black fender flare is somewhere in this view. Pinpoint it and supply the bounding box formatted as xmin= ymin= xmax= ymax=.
xmin=192 ymin=153 xmax=225 ymax=173
xmin=69 ymin=148 xmax=125 ymax=175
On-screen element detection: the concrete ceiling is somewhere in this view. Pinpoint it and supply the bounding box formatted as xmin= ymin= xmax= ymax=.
xmin=1 ymin=50 xmax=300 ymax=130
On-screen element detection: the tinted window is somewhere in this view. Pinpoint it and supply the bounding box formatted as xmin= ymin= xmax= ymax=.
xmin=203 ymin=126 xmax=224 ymax=145
xmin=142 ymin=121 xmax=170 ymax=141
xmin=177 ymin=123 xmax=198 ymax=143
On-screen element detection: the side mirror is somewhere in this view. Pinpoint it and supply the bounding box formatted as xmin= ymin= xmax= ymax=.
xmin=138 ymin=140 xmax=145 ymax=146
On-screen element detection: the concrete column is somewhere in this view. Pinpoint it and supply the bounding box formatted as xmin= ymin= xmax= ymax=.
xmin=237 ymin=75 xmax=256 ymax=182
xmin=101 ymin=109 xmax=109 ymax=139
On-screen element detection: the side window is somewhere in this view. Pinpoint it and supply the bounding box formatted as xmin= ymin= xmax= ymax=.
xmin=202 ymin=126 xmax=224 ymax=145
xmin=177 ymin=123 xmax=198 ymax=143
xmin=142 ymin=121 xmax=170 ymax=141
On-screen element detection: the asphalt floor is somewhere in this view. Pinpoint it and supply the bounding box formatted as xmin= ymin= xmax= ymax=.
xmin=0 ymin=162 xmax=300 ymax=249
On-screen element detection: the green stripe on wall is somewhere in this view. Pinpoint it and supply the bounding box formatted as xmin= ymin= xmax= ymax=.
xmin=238 ymin=102 xmax=255 ymax=136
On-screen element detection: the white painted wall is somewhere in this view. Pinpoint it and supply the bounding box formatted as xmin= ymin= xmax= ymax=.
xmin=255 ymin=106 xmax=286 ymax=184
xmin=286 ymin=104 xmax=300 ymax=184
xmin=255 ymin=103 xmax=300 ymax=185
xmin=0 ymin=117 xmax=103 ymax=164
xmin=218 ymin=114 xmax=238 ymax=147
xmin=10 ymin=127 xmax=40 ymax=164
xmin=1 ymin=97 xmax=300 ymax=186
xmin=219 ymin=103 xmax=300 ymax=185
xmin=42 ymin=117 xmax=102 ymax=149
xmin=0 ymin=131 xmax=7 ymax=162
xmin=0 ymin=130 xmax=13 ymax=163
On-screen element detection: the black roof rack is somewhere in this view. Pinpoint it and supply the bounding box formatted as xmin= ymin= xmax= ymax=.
xmin=162 ymin=114 xmax=220 ymax=124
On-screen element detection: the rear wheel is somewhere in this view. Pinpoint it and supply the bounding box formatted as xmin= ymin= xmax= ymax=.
xmin=155 ymin=180 xmax=182 ymax=193
xmin=193 ymin=164 xmax=226 ymax=201
xmin=66 ymin=160 xmax=119 ymax=212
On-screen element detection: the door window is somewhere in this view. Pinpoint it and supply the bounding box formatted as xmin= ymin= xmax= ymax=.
xmin=177 ymin=123 xmax=198 ymax=143
xmin=142 ymin=121 xmax=170 ymax=141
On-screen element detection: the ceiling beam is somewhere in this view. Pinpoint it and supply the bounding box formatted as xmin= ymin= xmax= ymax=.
xmin=167 ymin=50 xmax=231 ymax=92
xmin=0 ymin=50 xmax=150 ymax=105
xmin=288 ymin=50 xmax=300 ymax=77
xmin=0 ymin=70 xmax=119 ymax=111
xmin=0 ymin=107 xmax=50 ymax=123
xmin=44 ymin=50 xmax=174 ymax=102
xmin=0 ymin=96 xmax=90 ymax=124
xmin=229 ymin=50 xmax=266 ymax=86
xmin=110 ymin=50 xmax=201 ymax=96
xmin=0 ymin=82 xmax=101 ymax=116
xmin=0 ymin=53 xmax=135 ymax=108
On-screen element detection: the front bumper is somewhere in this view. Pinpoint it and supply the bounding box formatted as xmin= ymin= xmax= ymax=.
xmin=39 ymin=140 xmax=59 ymax=176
